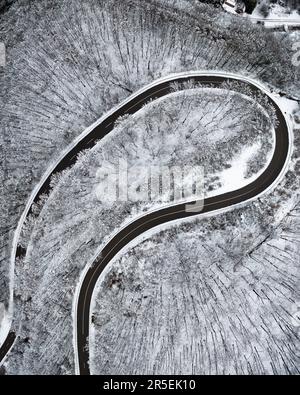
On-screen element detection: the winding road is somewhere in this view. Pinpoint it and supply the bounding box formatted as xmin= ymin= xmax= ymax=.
xmin=0 ymin=73 xmax=290 ymax=375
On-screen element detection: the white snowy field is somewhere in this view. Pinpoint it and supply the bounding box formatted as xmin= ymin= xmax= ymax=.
xmin=3 ymin=85 xmax=276 ymax=374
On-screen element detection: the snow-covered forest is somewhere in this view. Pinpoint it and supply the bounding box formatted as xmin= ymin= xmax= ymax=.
xmin=4 ymin=83 xmax=276 ymax=374
xmin=1 ymin=0 xmax=299 ymax=318
xmin=0 ymin=0 xmax=299 ymax=375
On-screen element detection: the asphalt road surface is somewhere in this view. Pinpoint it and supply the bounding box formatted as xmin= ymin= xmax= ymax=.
xmin=0 ymin=75 xmax=289 ymax=374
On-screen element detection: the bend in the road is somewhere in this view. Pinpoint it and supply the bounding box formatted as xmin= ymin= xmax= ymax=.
xmin=0 ymin=73 xmax=291 ymax=373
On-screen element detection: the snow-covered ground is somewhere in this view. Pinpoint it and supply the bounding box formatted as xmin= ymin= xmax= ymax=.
xmin=222 ymin=0 xmax=300 ymax=27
